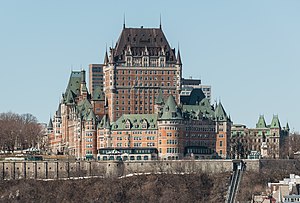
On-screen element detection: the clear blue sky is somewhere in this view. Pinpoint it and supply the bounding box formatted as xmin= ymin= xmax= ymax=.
xmin=0 ymin=1 xmax=299 ymax=132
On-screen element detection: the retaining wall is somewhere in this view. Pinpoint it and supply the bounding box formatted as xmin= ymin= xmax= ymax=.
xmin=0 ymin=159 xmax=261 ymax=180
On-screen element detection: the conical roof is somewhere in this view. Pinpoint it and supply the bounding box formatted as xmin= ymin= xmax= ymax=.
xmin=48 ymin=118 xmax=53 ymax=130
xmin=256 ymin=115 xmax=267 ymax=128
xmin=215 ymin=102 xmax=228 ymax=122
xmin=86 ymin=108 xmax=96 ymax=121
xmin=160 ymin=95 xmax=182 ymax=120
xmin=104 ymin=50 xmax=109 ymax=65
xmin=56 ymin=103 xmax=62 ymax=117
xmin=92 ymin=86 xmax=105 ymax=101
xmin=270 ymin=115 xmax=281 ymax=129
xmin=176 ymin=49 xmax=182 ymax=65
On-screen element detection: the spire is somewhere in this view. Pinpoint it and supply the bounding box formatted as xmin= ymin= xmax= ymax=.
xmin=48 ymin=118 xmax=53 ymax=130
xmin=123 ymin=13 xmax=126 ymax=29
xmin=109 ymin=48 xmax=115 ymax=64
xmin=104 ymin=48 xmax=109 ymax=65
xmin=159 ymin=14 xmax=162 ymax=29
xmin=286 ymin=122 xmax=290 ymax=131
xmin=176 ymin=46 xmax=182 ymax=65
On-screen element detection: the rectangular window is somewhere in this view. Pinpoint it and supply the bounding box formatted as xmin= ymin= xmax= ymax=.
xmin=220 ymin=141 xmax=223 ymax=147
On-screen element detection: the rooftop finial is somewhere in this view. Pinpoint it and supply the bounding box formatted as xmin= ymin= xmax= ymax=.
xmin=159 ymin=14 xmax=162 ymax=29
xmin=123 ymin=13 xmax=126 ymax=29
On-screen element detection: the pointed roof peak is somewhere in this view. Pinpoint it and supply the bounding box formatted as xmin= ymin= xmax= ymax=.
xmin=48 ymin=117 xmax=53 ymax=129
xmin=176 ymin=46 xmax=182 ymax=65
xmin=104 ymin=49 xmax=109 ymax=65
xmin=160 ymin=95 xmax=183 ymax=120
xmin=215 ymin=102 xmax=228 ymax=122
xmin=270 ymin=114 xmax=281 ymax=129
xmin=256 ymin=115 xmax=267 ymax=128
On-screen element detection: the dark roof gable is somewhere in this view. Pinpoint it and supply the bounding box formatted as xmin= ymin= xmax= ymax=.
xmin=113 ymin=27 xmax=176 ymax=63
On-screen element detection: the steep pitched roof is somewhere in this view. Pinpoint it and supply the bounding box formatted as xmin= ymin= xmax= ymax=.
xmin=155 ymin=89 xmax=164 ymax=105
xmin=48 ymin=118 xmax=53 ymax=129
xmin=111 ymin=114 xmax=158 ymax=130
xmin=113 ymin=27 xmax=176 ymax=64
xmin=64 ymin=71 xmax=82 ymax=101
xmin=256 ymin=115 xmax=267 ymax=128
xmin=180 ymin=88 xmax=206 ymax=105
xmin=86 ymin=109 xmax=96 ymax=121
xmin=56 ymin=103 xmax=61 ymax=117
xmin=104 ymin=50 xmax=109 ymax=65
xmin=76 ymin=98 xmax=93 ymax=119
xmin=176 ymin=49 xmax=182 ymax=65
xmin=98 ymin=115 xmax=110 ymax=129
xmin=92 ymin=86 xmax=105 ymax=101
xmin=270 ymin=115 xmax=281 ymax=129
xmin=182 ymin=98 xmax=215 ymax=119
xmin=215 ymin=102 xmax=228 ymax=122
xmin=160 ymin=95 xmax=183 ymax=120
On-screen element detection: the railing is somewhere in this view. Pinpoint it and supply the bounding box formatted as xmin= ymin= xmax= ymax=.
xmin=226 ymin=162 xmax=244 ymax=203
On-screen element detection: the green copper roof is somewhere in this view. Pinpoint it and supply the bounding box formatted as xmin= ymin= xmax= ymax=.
xmin=270 ymin=115 xmax=281 ymax=129
xmin=92 ymin=86 xmax=105 ymax=101
xmin=98 ymin=115 xmax=110 ymax=129
xmin=65 ymin=90 xmax=76 ymax=104
xmin=111 ymin=114 xmax=158 ymax=130
xmin=215 ymin=102 xmax=228 ymax=122
xmin=77 ymin=98 xmax=93 ymax=120
xmin=64 ymin=71 xmax=82 ymax=101
xmin=86 ymin=109 xmax=96 ymax=121
xmin=182 ymin=98 xmax=215 ymax=119
xmin=155 ymin=89 xmax=164 ymax=105
xmin=256 ymin=115 xmax=267 ymax=128
xmin=160 ymin=95 xmax=183 ymax=120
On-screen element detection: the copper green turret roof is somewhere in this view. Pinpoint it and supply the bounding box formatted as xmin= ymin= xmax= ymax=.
xmin=76 ymin=98 xmax=93 ymax=119
xmin=160 ymin=95 xmax=182 ymax=120
xmin=65 ymin=90 xmax=76 ymax=104
xmin=256 ymin=115 xmax=267 ymax=128
xmin=86 ymin=108 xmax=96 ymax=121
xmin=64 ymin=71 xmax=82 ymax=102
xmin=92 ymin=86 xmax=105 ymax=101
xmin=98 ymin=115 xmax=110 ymax=129
xmin=155 ymin=89 xmax=164 ymax=105
xmin=215 ymin=102 xmax=228 ymax=122
xmin=270 ymin=115 xmax=281 ymax=129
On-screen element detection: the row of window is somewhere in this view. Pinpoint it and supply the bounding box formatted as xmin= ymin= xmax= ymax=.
xmin=115 ymin=70 xmax=177 ymax=75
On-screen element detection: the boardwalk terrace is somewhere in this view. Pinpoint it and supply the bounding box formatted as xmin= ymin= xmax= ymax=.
xmin=47 ymin=24 xmax=232 ymax=160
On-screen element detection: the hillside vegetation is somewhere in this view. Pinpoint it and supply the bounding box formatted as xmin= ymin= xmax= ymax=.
xmin=0 ymin=173 xmax=230 ymax=203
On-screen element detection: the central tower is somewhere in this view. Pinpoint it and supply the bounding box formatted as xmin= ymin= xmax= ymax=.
xmin=103 ymin=25 xmax=182 ymax=121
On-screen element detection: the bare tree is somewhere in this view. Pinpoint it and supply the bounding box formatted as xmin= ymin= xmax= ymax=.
xmin=0 ymin=112 xmax=43 ymax=153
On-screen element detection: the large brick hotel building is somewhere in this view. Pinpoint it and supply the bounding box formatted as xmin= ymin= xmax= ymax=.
xmin=47 ymin=24 xmax=231 ymax=160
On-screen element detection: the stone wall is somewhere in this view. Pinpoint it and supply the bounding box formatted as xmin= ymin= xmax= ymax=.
xmin=0 ymin=159 xmax=260 ymax=180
